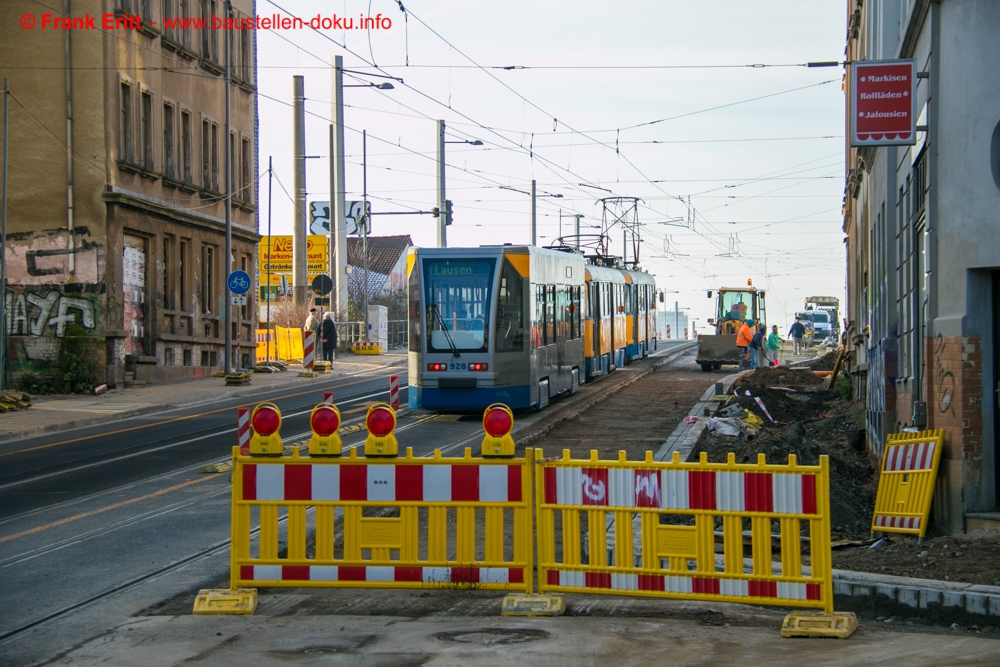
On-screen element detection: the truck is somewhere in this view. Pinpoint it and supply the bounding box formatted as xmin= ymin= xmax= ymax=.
xmin=696 ymin=281 xmax=766 ymax=372
xmin=803 ymin=296 xmax=840 ymax=340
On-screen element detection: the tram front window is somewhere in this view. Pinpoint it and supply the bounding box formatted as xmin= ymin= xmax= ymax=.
xmin=423 ymin=258 xmax=495 ymax=353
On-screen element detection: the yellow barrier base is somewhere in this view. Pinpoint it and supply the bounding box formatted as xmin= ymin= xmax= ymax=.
xmin=781 ymin=611 xmax=857 ymax=639
xmin=314 ymin=361 xmax=331 ymax=373
xmin=192 ymin=588 xmax=258 ymax=615
xmin=297 ymin=370 xmax=319 ymax=378
xmin=501 ymin=594 xmax=565 ymax=617
xmin=351 ymin=342 xmax=384 ymax=355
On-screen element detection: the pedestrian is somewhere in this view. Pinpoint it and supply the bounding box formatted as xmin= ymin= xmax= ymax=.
xmin=304 ymin=307 xmax=320 ymax=346
xmin=788 ymin=318 xmax=806 ymax=355
xmin=767 ymin=324 xmax=784 ymax=366
xmin=736 ymin=317 xmax=754 ymax=370
xmin=749 ymin=325 xmax=767 ymax=370
xmin=321 ymin=312 xmax=337 ymax=363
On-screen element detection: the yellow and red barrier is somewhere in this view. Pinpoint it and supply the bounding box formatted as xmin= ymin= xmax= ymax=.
xmin=871 ymin=429 xmax=944 ymax=538
xmin=535 ymin=449 xmax=833 ymax=613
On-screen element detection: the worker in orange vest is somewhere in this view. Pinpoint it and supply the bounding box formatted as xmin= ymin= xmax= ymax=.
xmin=736 ymin=317 xmax=754 ymax=370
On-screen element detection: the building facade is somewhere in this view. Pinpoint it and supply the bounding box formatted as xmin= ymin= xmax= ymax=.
xmin=843 ymin=0 xmax=1000 ymax=532
xmin=1 ymin=0 xmax=258 ymax=387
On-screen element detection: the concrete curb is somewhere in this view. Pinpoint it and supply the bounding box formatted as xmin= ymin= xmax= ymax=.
xmin=833 ymin=570 xmax=1000 ymax=626
xmin=0 ymin=357 xmax=408 ymax=442
xmin=512 ymin=342 xmax=698 ymax=450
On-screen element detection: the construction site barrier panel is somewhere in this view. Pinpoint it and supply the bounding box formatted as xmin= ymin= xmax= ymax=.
xmin=535 ymin=449 xmax=833 ymax=613
xmin=230 ymin=446 xmax=534 ymax=592
xmin=254 ymin=329 xmax=276 ymax=363
xmin=871 ymin=429 xmax=944 ymax=538
xmin=274 ymin=326 xmax=304 ymax=363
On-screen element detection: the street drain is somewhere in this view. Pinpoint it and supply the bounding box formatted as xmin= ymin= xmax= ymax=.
xmin=302 ymin=647 xmax=341 ymax=654
xmin=434 ymin=628 xmax=549 ymax=646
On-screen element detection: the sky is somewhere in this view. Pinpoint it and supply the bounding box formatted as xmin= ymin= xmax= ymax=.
xmin=255 ymin=0 xmax=847 ymax=332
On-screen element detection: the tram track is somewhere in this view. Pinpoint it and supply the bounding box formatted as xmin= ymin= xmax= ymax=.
xmin=0 ymin=422 xmax=489 ymax=647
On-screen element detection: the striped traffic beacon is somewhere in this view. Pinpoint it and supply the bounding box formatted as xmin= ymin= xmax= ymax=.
xmin=481 ymin=403 xmax=515 ymax=458
xmin=388 ymin=375 xmax=400 ymax=410
xmin=364 ymin=403 xmax=398 ymax=457
xmin=308 ymin=403 xmax=342 ymax=457
xmin=248 ymin=402 xmax=283 ymax=456
xmin=236 ymin=407 xmax=251 ymax=455
xmin=302 ymin=331 xmax=316 ymax=370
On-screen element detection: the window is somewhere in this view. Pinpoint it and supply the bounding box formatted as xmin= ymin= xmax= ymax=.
xmin=544 ymin=285 xmax=555 ymax=345
xmin=241 ymin=137 xmax=251 ymax=202
xmin=495 ymin=258 xmax=524 ymax=352
xmin=180 ymin=110 xmax=192 ymax=181
xmin=211 ymin=122 xmax=219 ymax=191
xmin=139 ymin=0 xmax=153 ymax=22
xmin=179 ymin=240 xmax=188 ymax=310
xmin=163 ymin=236 xmax=174 ymax=310
xmin=162 ymin=103 xmax=175 ymax=178
xmin=570 ymin=285 xmax=581 ymax=339
xmin=119 ymin=80 xmax=134 ymax=162
xmin=163 ymin=0 xmax=176 ymax=41
xmin=240 ymin=22 xmax=252 ymax=82
xmin=140 ymin=90 xmax=153 ymax=169
xmin=422 ymin=258 xmax=494 ymax=353
xmin=201 ymin=0 xmax=217 ymax=62
xmin=556 ymin=286 xmax=569 ymax=343
xmin=230 ymin=131 xmax=237 ymax=195
xmin=201 ymin=119 xmax=210 ymax=187
xmin=202 ymin=244 xmax=215 ymax=314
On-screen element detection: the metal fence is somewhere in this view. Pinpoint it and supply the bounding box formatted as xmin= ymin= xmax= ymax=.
xmin=334 ymin=320 xmax=407 ymax=349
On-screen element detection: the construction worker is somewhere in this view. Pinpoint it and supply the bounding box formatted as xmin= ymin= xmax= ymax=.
xmin=788 ymin=318 xmax=806 ymax=355
xmin=736 ymin=317 xmax=754 ymax=370
xmin=767 ymin=324 xmax=784 ymax=366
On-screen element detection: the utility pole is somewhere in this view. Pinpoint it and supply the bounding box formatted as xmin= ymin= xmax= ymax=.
xmin=0 ymin=78 xmax=8 ymax=389
xmin=574 ymin=214 xmax=582 ymax=241
xmin=530 ymin=179 xmax=537 ymax=246
xmin=330 ymin=56 xmax=348 ymax=319
xmin=266 ymin=157 xmax=273 ymax=348
xmin=223 ymin=1 xmax=233 ymax=372
xmin=363 ymin=130 xmax=370 ymax=339
xmin=292 ymin=75 xmax=307 ymax=305
xmin=436 ymin=120 xmax=447 ymax=248
xmin=675 ymin=300 xmax=680 ymax=342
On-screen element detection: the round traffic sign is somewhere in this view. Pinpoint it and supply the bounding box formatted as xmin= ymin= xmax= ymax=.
xmin=228 ymin=270 xmax=251 ymax=295
xmin=311 ymin=274 xmax=333 ymax=296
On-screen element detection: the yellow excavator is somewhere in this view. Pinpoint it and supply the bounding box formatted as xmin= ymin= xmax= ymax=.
xmin=696 ymin=280 xmax=766 ymax=372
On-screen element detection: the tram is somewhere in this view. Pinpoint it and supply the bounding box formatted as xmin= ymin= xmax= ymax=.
xmin=407 ymin=245 xmax=658 ymax=411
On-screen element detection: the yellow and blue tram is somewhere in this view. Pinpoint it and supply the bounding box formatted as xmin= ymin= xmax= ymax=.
xmin=407 ymin=245 xmax=658 ymax=411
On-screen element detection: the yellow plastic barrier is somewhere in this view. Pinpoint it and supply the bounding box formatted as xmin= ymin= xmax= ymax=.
xmin=274 ymin=326 xmax=304 ymax=362
xmin=229 ymin=446 xmax=534 ymax=593
xmin=535 ymin=450 xmax=833 ymax=613
xmin=871 ymin=429 xmax=945 ymax=538
xmin=254 ymin=329 xmax=276 ymax=363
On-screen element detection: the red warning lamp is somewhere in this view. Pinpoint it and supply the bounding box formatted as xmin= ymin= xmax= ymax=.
xmin=364 ymin=403 xmax=398 ymax=456
xmin=308 ymin=403 xmax=343 ymax=456
xmin=249 ymin=402 xmax=283 ymax=455
xmin=481 ymin=403 xmax=515 ymax=457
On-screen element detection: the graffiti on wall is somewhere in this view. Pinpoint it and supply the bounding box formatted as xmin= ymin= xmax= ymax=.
xmin=5 ymin=228 xmax=101 ymax=286
xmin=933 ymin=334 xmax=957 ymax=416
xmin=4 ymin=290 xmax=97 ymax=337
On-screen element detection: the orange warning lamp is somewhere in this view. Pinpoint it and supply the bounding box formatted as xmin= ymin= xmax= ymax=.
xmin=249 ymin=402 xmax=283 ymax=455
xmin=747 ymin=278 xmax=753 ymax=286
xmin=308 ymin=403 xmax=343 ymax=456
xmin=364 ymin=402 xmax=398 ymax=457
xmin=481 ymin=403 xmax=515 ymax=457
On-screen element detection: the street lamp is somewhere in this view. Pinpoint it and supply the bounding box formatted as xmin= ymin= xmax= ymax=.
xmin=330 ymin=56 xmax=400 ymax=320
xmin=436 ymin=121 xmax=484 ymax=248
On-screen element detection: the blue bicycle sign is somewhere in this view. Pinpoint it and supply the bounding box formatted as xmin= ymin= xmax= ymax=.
xmin=227 ymin=270 xmax=251 ymax=295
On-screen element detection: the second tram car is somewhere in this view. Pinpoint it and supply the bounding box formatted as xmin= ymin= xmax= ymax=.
xmin=408 ymin=245 xmax=657 ymax=411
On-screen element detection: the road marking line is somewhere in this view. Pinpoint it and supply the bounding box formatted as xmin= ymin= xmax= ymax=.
xmin=0 ymin=475 xmax=220 ymax=544
xmin=1 ymin=374 xmax=405 ymax=458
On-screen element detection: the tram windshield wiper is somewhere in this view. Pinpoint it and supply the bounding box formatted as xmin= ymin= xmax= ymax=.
xmin=430 ymin=303 xmax=461 ymax=358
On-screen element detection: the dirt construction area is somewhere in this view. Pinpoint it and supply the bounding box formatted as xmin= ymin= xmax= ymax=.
xmin=532 ymin=350 xmax=1000 ymax=590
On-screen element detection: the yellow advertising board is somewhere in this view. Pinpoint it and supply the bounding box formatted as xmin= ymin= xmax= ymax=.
xmin=258 ymin=235 xmax=328 ymax=274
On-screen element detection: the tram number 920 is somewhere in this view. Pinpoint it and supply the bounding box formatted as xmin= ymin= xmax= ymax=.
xmin=449 ymin=362 xmax=467 ymax=370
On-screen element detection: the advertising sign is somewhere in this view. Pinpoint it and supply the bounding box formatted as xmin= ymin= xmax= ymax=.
xmin=257 ymin=235 xmax=329 ymax=274
xmin=851 ymin=59 xmax=916 ymax=147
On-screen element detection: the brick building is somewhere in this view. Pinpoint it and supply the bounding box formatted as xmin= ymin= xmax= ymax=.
xmin=1 ymin=0 xmax=258 ymax=387
xmin=843 ymin=0 xmax=1000 ymax=532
